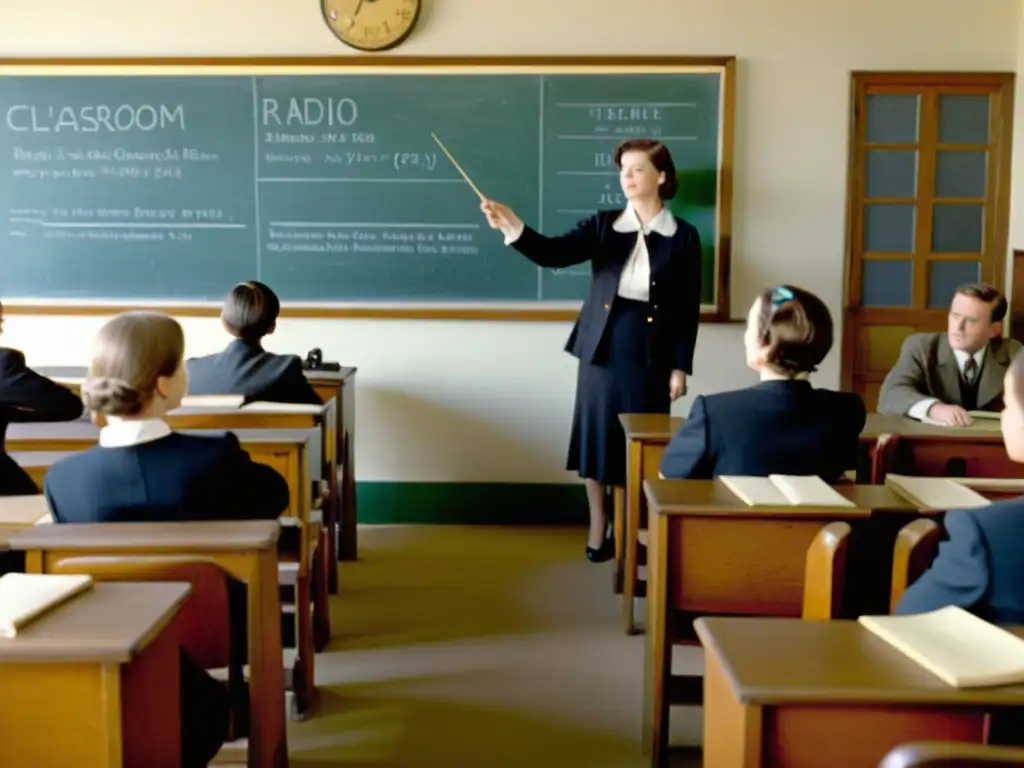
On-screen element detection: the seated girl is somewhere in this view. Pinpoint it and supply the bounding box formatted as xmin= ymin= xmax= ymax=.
xmin=659 ymin=285 xmax=866 ymax=481
xmin=43 ymin=310 xmax=290 ymax=767
xmin=0 ymin=298 xmax=84 ymax=495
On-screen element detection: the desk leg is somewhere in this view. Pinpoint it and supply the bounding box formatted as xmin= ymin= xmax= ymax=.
xmin=623 ymin=439 xmax=643 ymax=635
xmin=248 ymin=550 xmax=289 ymax=768
xmin=340 ymin=375 xmax=358 ymax=562
xmin=643 ymin=514 xmax=672 ymax=765
xmin=612 ymin=486 xmax=625 ymax=594
xmin=702 ymin=651 xmax=763 ymax=768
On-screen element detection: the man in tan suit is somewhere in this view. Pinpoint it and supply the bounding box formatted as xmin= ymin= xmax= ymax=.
xmin=878 ymin=283 xmax=1022 ymax=426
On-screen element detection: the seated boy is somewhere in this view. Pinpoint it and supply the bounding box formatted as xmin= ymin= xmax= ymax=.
xmin=187 ymin=281 xmax=321 ymax=405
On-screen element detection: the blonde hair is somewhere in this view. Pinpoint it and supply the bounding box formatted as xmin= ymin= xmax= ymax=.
xmin=80 ymin=311 xmax=185 ymax=416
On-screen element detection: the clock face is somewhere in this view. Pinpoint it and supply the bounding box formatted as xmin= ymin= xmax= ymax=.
xmin=322 ymin=0 xmax=422 ymax=52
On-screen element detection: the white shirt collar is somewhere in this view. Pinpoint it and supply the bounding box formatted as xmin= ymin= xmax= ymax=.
xmin=952 ymin=347 xmax=986 ymax=372
xmin=98 ymin=417 xmax=172 ymax=448
xmin=611 ymin=206 xmax=677 ymax=237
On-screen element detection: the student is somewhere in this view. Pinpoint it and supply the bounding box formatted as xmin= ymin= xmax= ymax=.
xmin=659 ymin=285 xmax=866 ymax=480
xmin=43 ymin=310 xmax=289 ymax=767
xmin=878 ymin=283 xmax=1021 ymax=426
xmin=0 ymin=299 xmax=84 ymax=496
xmin=187 ymin=281 xmax=321 ymax=405
xmin=895 ymin=348 xmax=1024 ymax=624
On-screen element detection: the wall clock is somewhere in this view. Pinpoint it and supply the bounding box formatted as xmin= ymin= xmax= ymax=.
xmin=322 ymin=0 xmax=423 ymax=52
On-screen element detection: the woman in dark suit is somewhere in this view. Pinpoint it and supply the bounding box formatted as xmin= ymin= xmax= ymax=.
xmin=481 ymin=138 xmax=703 ymax=562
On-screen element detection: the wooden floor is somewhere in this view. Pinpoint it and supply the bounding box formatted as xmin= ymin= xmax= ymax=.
xmin=276 ymin=524 xmax=703 ymax=767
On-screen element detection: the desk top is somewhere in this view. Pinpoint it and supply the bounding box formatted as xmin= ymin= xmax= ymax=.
xmin=8 ymin=519 xmax=281 ymax=552
xmin=8 ymin=422 xmax=316 ymax=445
xmin=36 ymin=364 xmax=356 ymax=384
xmin=695 ymin=616 xmax=1024 ymax=706
xmin=0 ymin=581 xmax=190 ymax=664
xmin=643 ymin=478 xmax=915 ymax=517
xmin=619 ymin=411 xmax=1003 ymax=442
xmin=0 ymin=495 xmax=50 ymax=527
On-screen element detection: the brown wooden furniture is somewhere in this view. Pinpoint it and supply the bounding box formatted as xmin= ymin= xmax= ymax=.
xmin=0 ymin=581 xmax=189 ymax=767
xmin=7 ymin=520 xmax=288 ymax=768
xmin=890 ymin=518 xmax=942 ymax=611
xmin=801 ymin=521 xmax=853 ymax=621
xmin=871 ymin=429 xmax=1013 ymax=483
xmin=880 ymin=740 xmax=1024 ymax=767
xmin=695 ymin=617 xmax=1024 ymax=768
xmin=642 ymin=479 xmax=921 ymax=763
xmin=0 ymin=494 xmax=49 ymax=531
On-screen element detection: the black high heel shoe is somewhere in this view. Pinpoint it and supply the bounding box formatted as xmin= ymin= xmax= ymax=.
xmin=586 ymin=523 xmax=614 ymax=563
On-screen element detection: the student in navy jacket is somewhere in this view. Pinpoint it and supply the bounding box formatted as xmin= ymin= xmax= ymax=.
xmin=896 ymin=349 xmax=1024 ymax=624
xmin=481 ymin=139 xmax=703 ymax=562
xmin=0 ymin=301 xmax=84 ymax=496
xmin=43 ymin=310 xmax=289 ymax=767
xmin=186 ymin=280 xmax=321 ymax=405
xmin=660 ymin=285 xmax=866 ymax=481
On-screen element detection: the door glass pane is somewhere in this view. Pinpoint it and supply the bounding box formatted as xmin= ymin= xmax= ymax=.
xmin=866 ymin=94 xmax=919 ymax=143
xmin=938 ymin=94 xmax=990 ymax=144
xmin=866 ymin=150 xmax=917 ymax=198
xmin=864 ymin=204 xmax=915 ymax=252
xmin=932 ymin=204 xmax=984 ymax=253
xmin=928 ymin=260 xmax=981 ymax=308
xmin=935 ymin=150 xmax=987 ymax=198
xmin=862 ymin=260 xmax=913 ymax=307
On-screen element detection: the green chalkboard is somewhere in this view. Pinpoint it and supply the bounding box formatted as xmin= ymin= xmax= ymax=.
xmin=0 ymin=58 xmax=734 ymax=319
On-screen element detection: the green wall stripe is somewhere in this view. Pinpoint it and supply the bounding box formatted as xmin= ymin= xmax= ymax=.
xmin=354 ymin=481 xmax=589 ymax=525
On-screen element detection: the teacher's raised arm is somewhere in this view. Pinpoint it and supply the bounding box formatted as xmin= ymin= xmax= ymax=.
xmin=482 ymin=138 xmax=703 ymax=564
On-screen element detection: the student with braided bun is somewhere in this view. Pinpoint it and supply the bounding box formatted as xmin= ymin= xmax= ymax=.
xmin=659 ymin=285 xmax=866 ymax=481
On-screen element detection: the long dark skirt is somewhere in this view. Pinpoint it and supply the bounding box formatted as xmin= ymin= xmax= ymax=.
xmin=566 ymin=297 xmax=671 ymax=487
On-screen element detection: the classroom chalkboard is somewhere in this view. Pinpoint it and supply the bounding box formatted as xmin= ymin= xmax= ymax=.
xmin=0 ymin=58 xmax=734 ymax=320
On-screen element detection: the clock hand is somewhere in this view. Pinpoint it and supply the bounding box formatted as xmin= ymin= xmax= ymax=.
xmin=353 ymin=0 xmax=364 ymax=15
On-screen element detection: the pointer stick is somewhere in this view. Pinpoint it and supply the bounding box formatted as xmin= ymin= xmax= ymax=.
xmin=431 ymin=133 xmax=486 ymax=202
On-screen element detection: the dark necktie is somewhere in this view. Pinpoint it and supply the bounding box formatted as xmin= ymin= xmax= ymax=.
xmin=964 ymin=357 xmax=977 ymax=385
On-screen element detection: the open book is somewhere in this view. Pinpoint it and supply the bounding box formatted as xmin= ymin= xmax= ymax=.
xmin=885 ymin=474 xmax=990 ymax=510
xmin=177 ymin=394 xmax=245 ymax=409
xmin=859 ymin=606 xmax=1024 ymax=688
xmin=0 ymin=573 xmax=94 ymax=639
xmin=719 ymin=475 xmax=855 ymax=507
xmin=967 ymin=410 xmax=1002 ymax=420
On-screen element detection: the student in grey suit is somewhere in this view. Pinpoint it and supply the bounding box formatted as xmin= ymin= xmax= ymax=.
xmin=187 ymin=281 xmax=321 ymax=405
xmin=878 ymin=283 xmax=1022 ymax=426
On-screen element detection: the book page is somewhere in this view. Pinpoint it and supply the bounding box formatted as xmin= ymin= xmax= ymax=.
xmin=967 ymin=410 xmax=1002 ymax=420
xmin=886 ymin=474 xmax=991 ymax=510
xmin=769 ymin=475 xmax=856 ymax=507
xmin=719 ymin=476 xmax=789 ymax=506
xmin=242 ymin=402 xmax=323 ymax=414
xmin=0 ymin=573 xmax=94 ymax=639
xmin=859 ymin=606 xmax=1024 ymax=688
xmin=178 ymin=394 xmax=245 ymax=409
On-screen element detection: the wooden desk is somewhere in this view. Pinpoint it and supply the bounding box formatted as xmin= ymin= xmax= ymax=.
xmin=694 ymin=616 xmax=1024 ymax=768
xmin=0 ymin=581 xmax=190 ymax=767
xmin=0 ymin=494 xmax=50 ymax=530
xmin=8 ymin=521 xmax=288 ymax=768
xmin=618 ymin=414 xmax=681 ymax=630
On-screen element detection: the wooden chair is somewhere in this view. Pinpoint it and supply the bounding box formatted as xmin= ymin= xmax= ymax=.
xmin=802 ymin=521 xmax=853 ymax=620
xmin=890 ymin=518 xmax=942 ymax=612
xmin=48 ymin=557 xmax=250 ymax=742
xmin=880 ymin=741 xmax=1024 ymax=766
xmin=872 ymin=433 xmax=1021 ymax=483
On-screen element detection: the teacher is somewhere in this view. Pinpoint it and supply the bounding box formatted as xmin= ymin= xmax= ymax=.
xmin=481 ymin=138 xmax=703 ymax=563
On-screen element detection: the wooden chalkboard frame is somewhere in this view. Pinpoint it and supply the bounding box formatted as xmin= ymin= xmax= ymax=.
xmin=0 ymin=55 xmax=736 ymax=322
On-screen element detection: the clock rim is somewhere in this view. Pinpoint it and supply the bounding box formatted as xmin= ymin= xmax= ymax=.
xmin=320 ymin=0 xmax=423 ymax=53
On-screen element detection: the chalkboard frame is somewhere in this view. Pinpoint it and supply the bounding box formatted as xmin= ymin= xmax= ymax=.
xmin=0 ymin=55 xmax=736 ymax=322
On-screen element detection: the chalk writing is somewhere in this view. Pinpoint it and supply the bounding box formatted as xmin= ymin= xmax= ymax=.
xmin=5 ymin=105 xmax=185 ymax=133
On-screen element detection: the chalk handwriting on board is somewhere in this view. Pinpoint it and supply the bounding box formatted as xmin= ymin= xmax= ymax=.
xmin=5 ymin=105 xmax=185 ymax=133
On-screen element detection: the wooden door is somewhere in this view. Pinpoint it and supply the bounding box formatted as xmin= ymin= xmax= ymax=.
xmin=842 ymin=73 xmax=1015 ymax=411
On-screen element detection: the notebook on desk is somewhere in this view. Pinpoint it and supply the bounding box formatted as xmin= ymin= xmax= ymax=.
xmin=0 ymin=572 xmax=94 ymax=639
xmin=177 ymin=394 xmax=245 ymax=409
xmin=719 ymin=475 xmax=855 ymax=508
xmin=859 ymin=606 xmax=1024 ymax=688
xmin=885 ymin=474 xmax=991 ymax=510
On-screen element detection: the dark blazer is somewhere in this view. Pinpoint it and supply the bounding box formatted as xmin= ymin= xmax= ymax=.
xmin=43 ymin=432 xmax=289 ymax=524
xmin=512 ymin=210 xmax=703 ymax=374
xmin=0 ymin=348 xmax=84 ymax=496
xmin=659 ymin=380 xmax=867 ymax=481
xmin=877 ymin=332 xmax=1021 ymax=416
xmin=186 ymin=339 xmax=321 ymax=405
xmin=896 ymin=498 xmax=1024 ymax=624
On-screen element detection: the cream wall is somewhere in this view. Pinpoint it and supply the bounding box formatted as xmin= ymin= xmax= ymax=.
xmin=0 ymin=0 xmax=1020 ymax=483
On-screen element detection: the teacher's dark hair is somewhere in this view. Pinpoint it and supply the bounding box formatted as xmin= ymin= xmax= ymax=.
xmin=613 ymin=138 xmax=678 ymax=200
xmin=222 ymin=280 xmax=281 ymax=343
xmin=755 ymin=285 xmax=834 ymax=376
